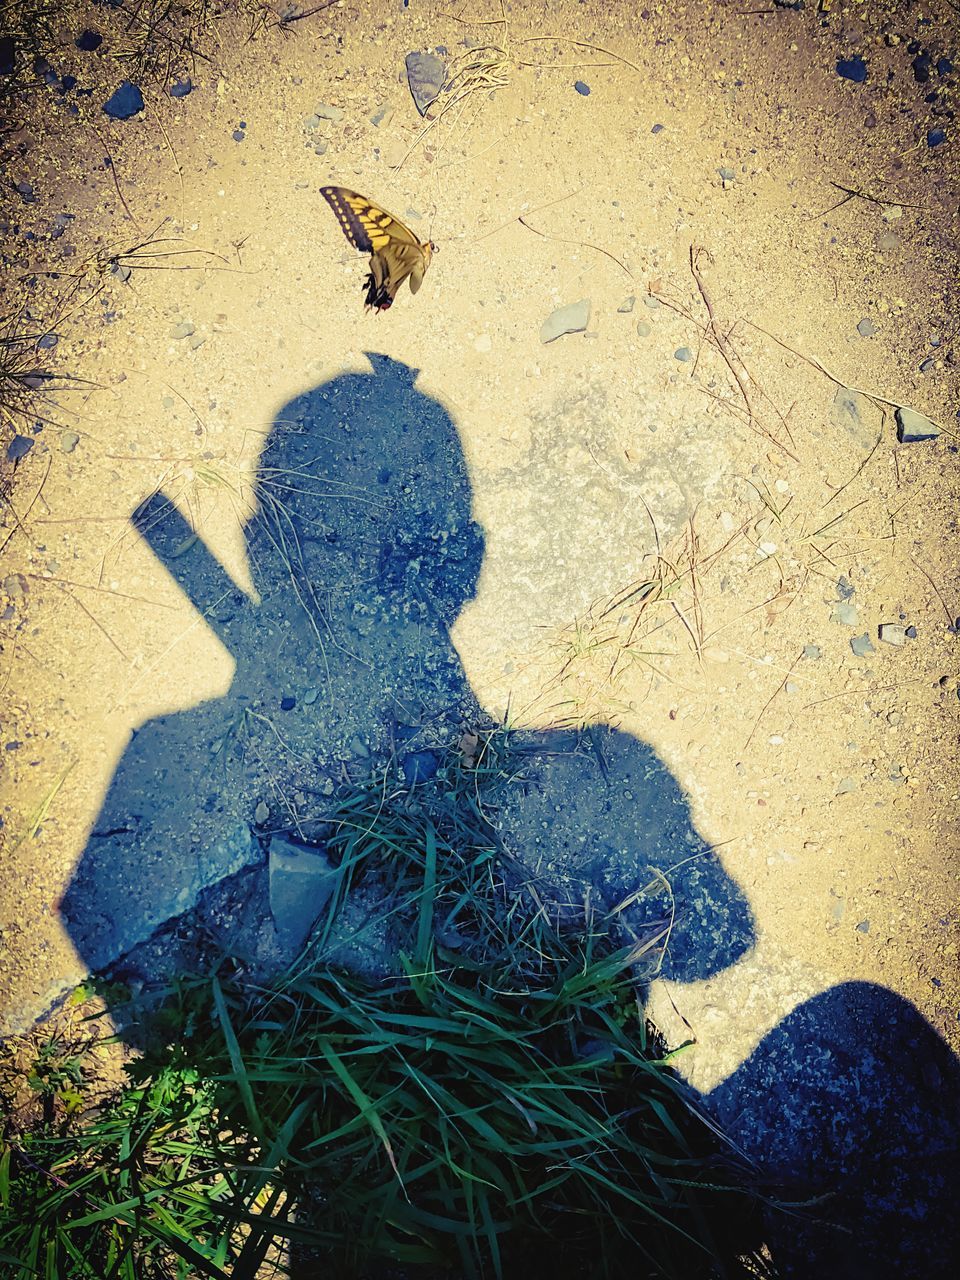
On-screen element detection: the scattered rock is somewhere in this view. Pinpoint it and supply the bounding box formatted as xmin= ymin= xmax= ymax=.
xmin=103 ymin=80 xmax=144 ymax=119
xmin=927 ymin=128 xmax=947 ymax=148
xmin=836 ymin=777 xmax=858 ymax=795
xmin=38 ymin=333 xmax=57 ymax=349
xmin=405 ymin=51 xmax=445 ymax=116
xmin=303 ymin=687 xmax=319 ymax=706
xmin=314 ymin=102 xmax=344 ymax=122
xmin=896 ymin=406 xmax=939 ymax=442
xmin=651 ymin=123 xmax=664 ymax=134
xmin=313 ymin=140 xmax=329 ymax=156
xmin=0 ymin=35 xmax=14 ymax=77
xmin=540 ymin=298 xmax=591 ymax=343
xmin=15 ymin=181 xmax=35 ymax=203
xmin=836 ymin=56 xmax=868 ymax=83
xmin=170 ymin=78 xmax=192 ymax=98
xmin=280 ymin=695 xmax=296 ymax=711
xmin=937 ymin=57 xmax=954 ymax=76
xmin=369 ymin=103 xmax=393 ymax=127
xmin=837 ymin=576 xmax=855 ymax=600
xmin=6 ymin=435 xmax=34 ymax=462
xmin=803 ymin=644 xmax=822 ymax=660
xmin=574 ymin=80 xmax=591 ymax=95
xmin=636 ymin=320 xmax=652 ymax=337
xmin=905 ymin=625 xmax=917 ymax=639
xmin=855 ymin=919 xmax=871 ymax=934
xmin=881 ymin=205 xmax=902 ymax=222
xmin=75 ymin=31 xmax=103 ymax=52
xmin=618 ymin=296 xmax=636 ymax=313
xmin=171 ymin=321 xmax=195 ymax=339
xmin=674 ymin=346 xmax=694 ymax=362
xmin=110 ymin=262 xmax=132 ymax=282
xmin=268 ymin=836 xmax=337 ymax=953
xmin=850 ymin=633 xmax=875 ymax=657
xmin=349 ymin=734 xmax=369 ymax=758
xmin=879 ymin=623 xmax=907 ymax=646
xmin=643 ymin=295 xmax=661 ymax=309
xmin=403 ymin=750 xmax=439 ymax=785
xmin=912 ymin=52 xmax=932 ymax=83
xmin=60 ymin=430 xmax=80 ymax=454
xmin=832 ymin=602 xmax=859 ymax=626
xmin=232 ymin=128 xmax=245 ymax=142
xmin=857 ymin=317 xmax=877 ymax=337
xmin=718 ymin=166 xmax=735 ymax=181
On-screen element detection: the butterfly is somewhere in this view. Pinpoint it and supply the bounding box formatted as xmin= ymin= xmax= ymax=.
xmin=319 ymin=186 xmax=436 ymax=312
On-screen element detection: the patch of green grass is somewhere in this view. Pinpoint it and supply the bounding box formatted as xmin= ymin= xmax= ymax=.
xmin=0 ymin=742 xmax=776 ymax=1279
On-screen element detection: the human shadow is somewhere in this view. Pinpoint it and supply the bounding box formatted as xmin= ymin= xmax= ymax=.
xmin=59 ymin=354 xmax=959 ymax=1275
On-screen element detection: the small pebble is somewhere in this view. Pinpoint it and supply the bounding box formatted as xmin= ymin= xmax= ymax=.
xmin=803 ymin=643 xmax=822 ymax=660
xmin=881 ymin=205 xmax=902 ymax=222
xmin=837 ymin=575 xmax=855 ymax=600
xmin=403 ymin=750 xmax=439 ymax=785
xmin=170 ymin=77 xmax=193 ymax=98
xmin=857 ymin=317 xmax=877 ymax=338
xmin=540 ymin=298 xmax=591 ymax=344
xmin=878 ymin=623 xmax=906 ymax=646
xmin=896 ymin=406 xmax=939 ymax=443
xmin=643 ymin=295 xmax=661 ymax=309
xmin=855 ymin=919 xmax=871 ymax=934
xmin=832 ymin=602 xmax=859 ymax=626
xmin=314 ymin=102 xmax=344 ymax=122
xmin=574 ymin=80 xmax=591 ymax=95
xmin=369 ymin=104 xmax=393 ymax=127
xmin=280 ymin=695 xmax=296 ymax=711
xmin=188 ymin=335 xmax=205 ymax=350
xmin=850 ymin=633 xmax=875 ymax=657
xmin=60 ymin=430 xmax=79 ymax=454
xmin=905 ymin=625 xmax=917 ymax=639
xmin=651 ymin=123 xmax=665 ymax=134
xmin=836 ymin=56 xmax=868 ymax=83
xmin=618 ymin=296 xmax=636 ymax=313
xmin=6 ymin=435 xmax=34 ymax=461
xmin=674 ymin=346 xmax=694 ymax=362
xmin=718 ymin=166 xmax=735 ymax=181
xmin=76 ymin=31 xmax=103 ymax=52
xmin=636 ymin=320 xmax=651 ymax=337
xmin=836 ymin=777 xmax=857 ymax=795
xmin=303 ymin=688 xmax=319 ymax=706
xmin=254 ymin=800 xmax=269 ymax=825
xmin=232 ymin=128 xmax=245 ymax=142
xmin=171 ymin=321 xmax=195 ymax=339
xmin=927 ymin=128 xmax=947 ymax=148
xmin=103 ymin=80 xmax=144 ymax=119
xmin=937 ymin=57 xmax=954 ymax=76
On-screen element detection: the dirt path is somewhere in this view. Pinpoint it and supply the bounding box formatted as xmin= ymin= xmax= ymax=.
xmin=1 ymin=2 xmax=958 ymax=1258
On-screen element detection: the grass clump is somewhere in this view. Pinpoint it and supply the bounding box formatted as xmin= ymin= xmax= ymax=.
xmin=0 ymin=741 xmax=775 ymax=1279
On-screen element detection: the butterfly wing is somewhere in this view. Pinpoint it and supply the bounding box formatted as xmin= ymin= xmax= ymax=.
xmin=319 ymin=186 xmax=422 ymax=253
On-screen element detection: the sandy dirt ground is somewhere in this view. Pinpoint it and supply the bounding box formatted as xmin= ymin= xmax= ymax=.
xmin=1 ymin=0 xmax=959 ymax=1268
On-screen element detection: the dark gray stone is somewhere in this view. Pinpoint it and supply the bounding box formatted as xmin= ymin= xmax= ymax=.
xmin=268 ymin=836 xmax=336 ymax=953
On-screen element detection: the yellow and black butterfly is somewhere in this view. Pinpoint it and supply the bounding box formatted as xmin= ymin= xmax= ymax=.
xmin=319 ymin=186 xmax=436 ymax=312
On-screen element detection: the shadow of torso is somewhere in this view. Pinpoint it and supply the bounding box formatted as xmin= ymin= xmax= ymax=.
xmin=61 ymin=356 xmax=959 ymax=1277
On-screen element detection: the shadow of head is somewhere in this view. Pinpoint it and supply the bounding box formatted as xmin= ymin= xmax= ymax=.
xmin=249 ymin=351 xmax=484 ymax=629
